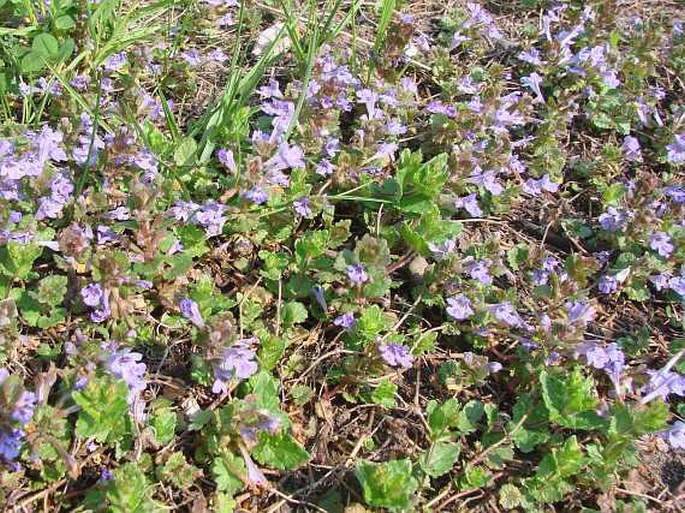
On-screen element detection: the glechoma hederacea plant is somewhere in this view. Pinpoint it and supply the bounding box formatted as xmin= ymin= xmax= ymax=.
xmin=0 ymin=0 xmax=684 ymax=511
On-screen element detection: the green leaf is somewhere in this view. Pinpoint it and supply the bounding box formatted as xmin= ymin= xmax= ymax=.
xmin=21 ymin=51 xmax=46 ymax=73
xmin=32 ymin=33 xmax=60 ymax=59
xmin=354 ymin=305 xmax=393 ymax=343
xmin=609 ymin=401 xmax=669 ymax=438
xmin=247 ymin=370 xmax=281 ymax=412
xmin=295 ymin=230 xmax=329 ymax=264
xmin=252 ymin=432 xmax=309 ymax=470
xmin=427 ymin=398 xmax=460 ymax=441
xmin=108 ymin=463 xmax=165 ymax=512
xmin=213 ymin=493 xmax=237 ymax=513
xmin=540 ymin=369 xmax=604 ymax=430
xmin=173 ymin=137 xmax=197 ymax=167
xmin=460 ymin=465 xmax=492 ymax=490
xmin=507 ymin=244 xmax=530 ymax=271
xmin=149 ymin=399 xmax=177 ymax=445
xmin=456 ymin=400 xmax=484 ymax=435
xmin=73 ymin=377 xmax=132 ymax=445
xmin=355 ymin=234 xmax=392 ymax=268
xmin=602 ymin=183 xmax=626 ymax=206
xmin=356 ymin=459 xmax=418 ymax=512
xmin=419 ymin=442 xmax=460 ymax=477
xmin=281 ymin=301 xmax=308 ymax=327
xmin=511 ymin=426 xmax=549 ymax=453
xmin=370 ymin=379 xmax=397 ymax=408
xmin=537 ymin=436 xmax=585 ymax=479
xmin=499 ymin=483 xmax=522 ymax=510
xmin=290 ymin=384 xmax=313 ymax=405
xmin=258 ymin=334 xmax=287 ymax=370
xmin=0 ymin=242 xmax=44 ymax=280
xmin=54 ymin=15 xmax=76 ymax=30
xmin=157 ymin=452 xmax=201 ymax=488
xmin=394 ymin=150 xmax=448 ymax=215
xmin=212 ymin=451 xmax=245 ymax=494
xmin=36 ymin=275 xmax=68 ymax=306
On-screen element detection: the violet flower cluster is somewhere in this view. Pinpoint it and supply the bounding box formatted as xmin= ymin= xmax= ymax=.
xmin=212 ymin=338 xmax=259 ymax=394
xmin=640 ymin=351 xmax=685 ymax=404
xmin=103 ymin=344 xmax=148 ymax=422
xmin=0 ymin=369 xmax=37 ymax=464
xmin=378 ymin=342 xmax=413 ymax=368
xmin=574 ymin=342 xmax=625 ymax=392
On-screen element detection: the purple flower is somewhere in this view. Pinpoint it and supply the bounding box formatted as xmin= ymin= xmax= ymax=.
xmin=33 ymin=125 xmax=67 ymax=163
xmin=333 ymin=312 xmax=356 ymax=330
xmin=622 ymin=136 xmax=642 ymax=162
xmin=70 ymin=75 xmax=90 ymax=90
xmin=378 ymin=343 xmax=413 ymax=368
xmin=599 ymin=207 xmax=631 ymax=232
xmin=293 ymin=197 xmax=312 ymax=218
xmin=257 ymin=78 xmax=283 ymax=99
xmin=669 ymin=276 xmax=685 ymax=297
xmin=518 ymin=48 xmax=543 ymax=65
xmin=446 ymin=295 xmax=474 ymax=321
xmin=103 ymin=52 xmax=127 ymax=72
xmin=488 ymin=302 xmax=523 ymax=328
xmin=521 ymin=72 xmax=545 ymax=103
xmin=217 ymin=148 xmax=237 ymax=172
xmin=664 ymin=185 xmax=685 ymax=203
xmin=96 ymin=226 xmax=117 ymax=244
xmin=11 ymin=391 xmax=36 ymax=424
xmin=195 ymin=201 xmax=227 ymax=237
xmin=81 ymin=283 xmax=104 ymax=307
xmin=90 ymin=294 xmax=111 ymax=323
xmin=104 ymin=347 xmax=147 ymax=403
xmin=316 ymin=159 xmax=335 ymax=176
xmin=238 ymin=444 xmax=267 ymax=486
xmin=324 ymin=137 xmax=340 ymax=157
xmin=426 ymin=101 xmax=456 ymax=118
xmin=242 ymin=187 xmax=269 ymax=205
xmin=179 ymin=298 xmax=205 ymax=329
xmin=545 ymin=352 xmax=562 ymax=366
xmin=212 ymin=345 xmax=259 ymax=394
xmin=428 ymin=239 xmax=457 ymax=261
xmin=649 ymin=273 xmax=670 ymax=291
xmin=661 ymin=421 xmax=685 ymax=450
xmin=371 ymin=142 xmax=398 ymax=162
xmin=312 ymin=286 xmax=327 ymax=311
xmin=451 ymin=32 xmax=468 ymax=49
xmin=488 ymin=361 xmax=503 ymax=373
xmin=666 ymin=133 xmax=685 ymax=164
xmin=640 ymin=351 xmax=685 ymax=404
xmin=598 ymin=275 xmax=618 ymax=294
xmin=565 ymin=300 xmax=596 ymax=326
xmin=357 ymin=88 xmax=379 ymax=119
xmin=575 ymin=341 xmax=625 ymax=389
xmin=208 ymin=48 xmax=228 ymax=63
xmin=469 ymin=169 xmax=503 ymax=196
xmin=649 ymin=232 xmax=674 ymax=258
xmin=182 ymin=49 xmax=202 ymax=66
xmin=0 ymin=429 xmax=25 ymax=462
xmin=268 ymin=142 xmax=305 ymax=170
xmin=386 ymin=118 xmax=407 ymax=136
xmin=455 ymin=193 xmax=482 ymax=217
xmin=465 ymin=259 xmax=492 ymax=285
xmin=346 ymin=264 xmax=369 ymax=285
xmin=105 ymin=206 xmax=131 ymax=221
xmin=523 ymin=174 xmax=558 ymax=196
xmin=216 ymin=12 xmax=234 ymax=26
